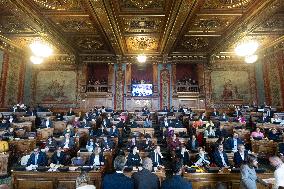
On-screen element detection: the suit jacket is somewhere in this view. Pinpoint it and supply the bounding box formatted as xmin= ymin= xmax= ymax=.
xmin=51 ymin=152 xmax=66 ymax=165
xmin=126 ymin=152 xmax=141 ymax=167
xmin=213 ymin=151 xmax=230 ymax=167
xmin=116 ymin=121 xmax=126 ymax=128
xmin=178 ymin=151 xmax=191 ymax=166
xmin=226 ymin=138 xmax=243 ymax=151
xmin=61 ymin=137 xmax=75 ymax=149
xmin=240 ymin=164 xmax=258 ymax=189
xmin=66 ymin=111 xmax=75 ymax=116
xmin=149 ymin=151 xmax=163 ymax=167
xmin=102 ymin=119 xmax=111 ymax=128
xmin=101 ymin=140 xmax=114 ymax=150
xmin=211 ymin=111 xmax=220 ymax=117
xmin=109 ymin=128 xmax=119 ymax=137
xmin=27 ymin=152 xmax=48 ymax=166
xmin=187 ymin=139 xmax=199 ymax=151
xmin=161 ymin=175 xmax=192 ymax=189
xmin=132 ymin=169 xmax=160 ymax=189
xmin=88 ymin=153 xmax=105 ymax=166
xmin=233 ymin=151 xmax=248 ymax=167
xmin=41 ymin=120 xmax=53 ymax=128
xmin=279 ymin=143 xmax=284 ymax=154
xmin=102 ymin=172 xmax=134 ymax=189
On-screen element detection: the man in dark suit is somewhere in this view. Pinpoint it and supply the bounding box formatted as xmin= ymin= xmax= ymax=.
xmin=51 ymin=147 xmax=67 ymax=165
xmin=27 ymin=148 xmax=48 ymax=166
xmin=225 ymin=132 xmax=243 ymax=152
xmin=66 ymin=108 xmax=75 ymax=116
xmin=149 ymin=145 xmax=163 ymax=167
xmin=213 ymin=144 xmax=230 ymax=168
xmin=161 ymin=159 xmax=192 ymax=189
xmin=130 ymin=120 xmax=138 ymax=128
xmin=259 ymin=112 xmax=270 ymax=123
xmin=102 ymin=155 xmax=134 ymax=189
xmin=199 ymin=112 xmax=207 ymax=121
xmin=233 ymin=144 xmax=248 ymax=167
xmin=109 ymin=125 xmax=119 ymax=137
xmin=132 ymin=157 xmax=160 ymax=189
xmin=187 ymin=135 xmax=199 ymax=152
xmin=61 ymin=133 xmax=75 ymax=149
xmin=41 ymin=117 xmax=53 ymax=128
xmin=211 ymin=108 xmax=219 ymax=117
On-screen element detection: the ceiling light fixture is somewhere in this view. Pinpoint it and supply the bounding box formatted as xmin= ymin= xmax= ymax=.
xmin=245 ymin=54 xmax=258 ymax=64
xmin=137 ymin=54 xmax=147 ymax=63
xmin=30 ymin=56 xmax=44 ymax=65
xmin=234 ymin=40 xmax=259 ymax=57
xmin=29 ymin=41 xmax=53 ymax=58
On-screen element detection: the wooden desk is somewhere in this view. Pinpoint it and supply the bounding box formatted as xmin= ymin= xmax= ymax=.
xmin=12 ymin=170 xmax=103 ymax=189
xmin=0 ymin=153 xmax=9 ymax=175
xmin=257 ymin=123 xmax=284 ymax=130
xmin=162 ymin=128 xmax=187 ymax=134
xmin=251 ymin=140 xmax=277 ymax=156
xmin=37 ymin=112 xmax=52 ymax=118
xmin=9 ymin=139 xmax=36 ymax=153
xmin=17 ymin=116 xmax=36 ymax=128
xmin=53 ymin=121 xmax=67 ymax=134
xmin=11 ymin=122 xmax=32 ymax=132
xmin=131 ymin=128 xmax=155 ymax=137
xmin=77 ymin=151 xmax=113 ymax=171
xmin=37 ymin=128 xmax=54 ymax=140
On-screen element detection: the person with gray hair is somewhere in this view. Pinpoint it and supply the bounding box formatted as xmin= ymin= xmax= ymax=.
xmin=269 ymin=156 xmax=284 ymax=189
xmin=132 ymin=157 xmax=160 ymax=189
xmin=102 ymin=155 xmax=134 ymax=189
xmin=76 ymin=172 xmax=96 ymax=189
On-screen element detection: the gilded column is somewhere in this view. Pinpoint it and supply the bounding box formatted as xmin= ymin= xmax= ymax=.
xmin=0 ymin=51 xmax=9 ymax=107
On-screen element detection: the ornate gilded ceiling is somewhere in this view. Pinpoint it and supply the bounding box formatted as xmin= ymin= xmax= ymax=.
xmin=0 ymin=0 xmax=283 ymax=60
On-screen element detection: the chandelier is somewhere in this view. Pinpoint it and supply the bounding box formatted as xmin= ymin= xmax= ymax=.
xmin=137 ymin=54 xmax=147 ymax=63
xmin=29 ymin=41 xmax=53 ymax=64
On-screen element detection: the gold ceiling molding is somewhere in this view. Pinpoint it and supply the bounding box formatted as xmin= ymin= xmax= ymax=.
xmin=32 ymin=0 xmax=81 ymax=11
xmin=203 ymin=0 xmax=252 ymax=9
xmin=189 ymin=16 xmax=237 ymax=33
xmin=181 ymin=37 xmax=210 ymax=51
xmin=76 ymin=37 xmax=104 ymax=51
xmin=120 ymin=0 xmax=164 ymax=10
xmin=0 ymin=16 xmax=33 ymax=34
xmin=50 ymin=16 xmax=96 ymax=33
xmin=126 ymin=36 xmax=158 ymax=51
xmin=122 ymin=17 xmax=162 ymax=33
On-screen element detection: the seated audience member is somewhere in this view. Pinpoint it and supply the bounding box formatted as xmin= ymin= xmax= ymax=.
xmin=187 ymin=135 xmax=199 ymax=152
xmin=219 ymin=112 xmax=229 ymax=122
xmin=46 ymin=136 xmax=57 ymax=149
xmin=250 ymin=128 xmax=264 ymax=140
xmin=41 ymin=117 xmax=52 ymax=128
xmin=141 ymin=135 xmax=153 ymax=151
xmin=268 ymin=128 xmax=280 ymax=141
xmin=233 ymin=108 xmax=242 ymax=117
xmin=161 ymin=159 xmax=192 ymax=189
xmin=142 ymin=106 xmax=150 ymax=115
xmin=0 ymin=136 xmax=8 ymax=152
xmin=86 ymin=138 xmax=95 ymax=152
xmin=3 ymin=127 xmax=14 ymax=139
xmin=80 ymin=118 xmax=92 ymax=128
xmin=237 ymin=115 xmax=246 ymax=124
xmin=76 ymin=172 xmax=96 ymax=189
xmin=150 ymin=145 xmax=163 ymax=167
xmin=116 ymin=119 xmax=126 ymax=128
xmin=51 ymin=147 xmax=66 ymax=165
xmin=0 ymin=119 xmax=10 ymax=130
xmin=226 ymin=133 xmax=243 ymax=152
xmin=160 ymin=117 xmax=173 ymax=128
xmin=101 ymin=136 xmax=114 ymax=151
xmin=88 ymin=147 xmax=105 ymax=166
xmin=278 ymin=137 xmax=284 ymax=156
xmin=168 ymin=134 xmax=181 ymax=151
xmin=173 ymin=119 xmax=183 ymax=128
xmin=109 ymin=125 xmax=119 ymax=137
xmin=192 ymin=118 xmax=203 ymax=128
xmin=199 ymin=112 xmax=207 ymax=121
xmin=211 ymin=108 xmax=219 ymax=117
xmin=206 ymin=120 xmax=214 ymax=128
xmin=61 ymin=133 xmax=75 ymax=149
xmin=72 ymin=117 xmax=81 ymax=128
xmin=95 ymin=124 xmax=108 ymax=137
xmin=102 ymin=117 xmax=111 ymax=128
xmin=213 ymin=144 xmax=230 ymax=168
xmin=233 ymin=144 xmax=248 ymax=168
xmin=63 ymin=125 xmax=75 ymax=137
xmin=178 ymin=145 xmax=191 ymax=166
xmin=132 ymin=157 xmax=160 ymax=189
xmin=102 ymin=155 xmax=134 ymax=189
xmin=269 ymin=156 xmax=284 ymax=189
xmin=20 ymin=151 xmax=31 ymax=166
xmin=143 ymin=117 xmax=152 ymax=128
xmin=204 ymin=126 xmax=216 ymax=138
xmin=27 ymin=147 xmax=48 ymax=166
xmin=8 ymin=115 xmax=16 ymax=123
xmin=55 ymin=112 xmax=64 ymax=121
xmin=130 ymin=119 xmax=138 ymax=128
xmin=127 ymin=136 xmax=138 ymax=150
xmin=67 ymin=108 xmax=75 ymax=116
xmin=216 ymin=125 xmax=229 ymax=138
xmin=126 ymin=146 xmax=141 ymax=167
xmin=272 ymin=114 xmax=282 ymax=124
xmin=162 ymin=106 xmax=168 ymax=112
xmin=260 ymin=112 xmax=270 ymax=123
xmin=194 ymin=147 xmax=210 ymax=167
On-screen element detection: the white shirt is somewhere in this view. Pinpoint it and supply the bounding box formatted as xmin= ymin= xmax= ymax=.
xmin=220 ymin=152 xmax=227 ymax=167
xmin=20 ymin=155 xmax=30 ymax=166
xmin=240 ymin=152 xmax=245 ymax=160
xmin=64 ymin=139 xmax=70 ymax=149
xmin=93 ymin=155 xmax=100 ymax=166
xmin=233 ymin=138 xmax=238 ymax=151
xmin=274 ymin=164 xmax=284 ymax=189
xmin=76 ymin=185 xmax=96 ymax=189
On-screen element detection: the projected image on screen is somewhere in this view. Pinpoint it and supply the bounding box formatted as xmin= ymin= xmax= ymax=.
xmin=132 ymin=84 xmax=153 ymax=97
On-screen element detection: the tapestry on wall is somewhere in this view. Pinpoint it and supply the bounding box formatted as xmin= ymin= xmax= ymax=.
xmin=36 ymin=71 xmax=76 ymax=103
xmin=114 ymin=66 xmax=125 ymax=110
xmin=211 ymin=71 xmax=251 ymax=104
xmin=160 ymin=68 xmax=170 ymax=109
